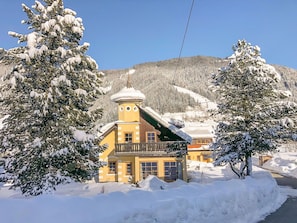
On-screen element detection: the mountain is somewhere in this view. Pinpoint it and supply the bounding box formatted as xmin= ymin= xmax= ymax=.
xmin=1 ymin=55 xmax=297 ymax=124
xmin=99 ymin=56 xmax=297 ymax=123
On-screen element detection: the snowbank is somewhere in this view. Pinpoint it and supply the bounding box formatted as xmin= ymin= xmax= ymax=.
xmin=263 ymin=152 xmax=297 ymax=178
xmin=0 ymin=168 xmax=285 ymax=223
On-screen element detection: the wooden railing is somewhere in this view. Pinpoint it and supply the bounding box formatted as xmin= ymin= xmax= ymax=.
xmin=115 ymin=141 xmax=187 ymax=157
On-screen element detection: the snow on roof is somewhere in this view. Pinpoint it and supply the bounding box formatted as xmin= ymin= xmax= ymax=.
xmin=97 ymin=122 xmax=116 ymax=137
xmin=110 ymin=87 xmax=145 ymax=102
xmin=168 ymin=125 xmax=192 ymax=144
xmin=182 ymin=127 xmax=214 ymax=139
xmin=141 ymin=107 xmax=169 ymax=127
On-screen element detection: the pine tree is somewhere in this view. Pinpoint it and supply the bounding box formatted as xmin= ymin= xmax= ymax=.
xmin=211 ymin=40 xmax=297 ymax=178
xmin=0 ymin=0 xmax=106 ymax=195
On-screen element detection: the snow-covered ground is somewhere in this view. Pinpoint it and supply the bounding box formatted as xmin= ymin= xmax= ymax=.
xmin=0 ymin=158 xmax=294 ymax=223
xmin=262 ymin=146 xmax=297 ymax=179
xmin=0 ymin=86 xmax=296 ymax=222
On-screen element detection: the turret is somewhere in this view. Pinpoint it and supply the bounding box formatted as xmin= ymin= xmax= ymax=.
xmin=110 ymin=74 xmax=145 ymax=143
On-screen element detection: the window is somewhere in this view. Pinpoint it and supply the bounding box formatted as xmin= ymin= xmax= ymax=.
xmin=164 ymin=162 xmax=177 ymax=181
xmin=125 ymin=133 xmax=133 ymax=143
xmin=202 ymin=152 xmax=212 ymax=160
xmin=141 ymin=162 xmax=158 ymax=179
xmin=193 ymin=138 xmax=212 ymax=144
xmin=126 ymin=106 xmax=131 ymax=111
xmin=146 ymin=132 xmax=156 ymax=143
xmin=126 ymin=163 xmax=132 ymax=175
xmin=108 ymin=161 xmax=116 ymax=174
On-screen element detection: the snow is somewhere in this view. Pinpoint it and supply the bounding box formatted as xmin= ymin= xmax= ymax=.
xmin=51 ymin=75 xmax=71 ymax=87
xmin=182 ymin=122 xmax=214 ymax=139
xmin=0 ymin=40 xmax=295 ymax=221
xmin=57 ymin=46 xmax=67 ymax=58
xmin=30 ymin=90 xmax=41 ymax=98
xmin=74 ymin=88 xmax=87 ymax=96
xmin=32 ymin=137 xmax=42 ymax=148
xmin=72 ymin=128 xmax=94 ymax=142
xmin=174 ymin=85 xmax=217 ymax=111
xmin=32 ymin=1 xmax=45 ymax=11
xmin=64 ymin=14 xmax=76 ymax=25
xmin=262 ymin=146 xmax=297 ymax=178
xmin=66 ymin=56 xmax=82 ymax=66
xmin=0 ymin=159 xmax=293 ymax=223
xmin=0 ymin=115 xmax=9 ymax=129
xmin=110 ymin=87 xmax=145 ymax=102
xmin=128 ymin=69 xmax=136 ymax=75
xmin=27 ymin=32 xmax=37 ymax=48
xmin=1 ymin=112 xmax=296 ymax=222
xmin=64 ymin=8 xmax=77 ymax=16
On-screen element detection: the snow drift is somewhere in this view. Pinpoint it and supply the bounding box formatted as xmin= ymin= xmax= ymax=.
xmin=0 ymin=170 xmax=285 ymax=223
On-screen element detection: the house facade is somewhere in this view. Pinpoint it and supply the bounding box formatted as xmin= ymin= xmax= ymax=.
xmin=185 ymin=127 xmax=214 ymax=162
xmin=98 ymin=86 xmax=190 ymax=184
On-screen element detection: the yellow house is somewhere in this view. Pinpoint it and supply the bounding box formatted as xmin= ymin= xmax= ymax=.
xmin=167 ymin=121 xmax=214 ymax=163
xmin=98 ymin=85 xmax=191 ymax=184
xmin=186 ymin=128 xmax=213 ymax=162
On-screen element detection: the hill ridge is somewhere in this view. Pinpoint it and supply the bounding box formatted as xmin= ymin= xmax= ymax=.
xmin=99 ymin=55 xmax=297 ymax=123
xmin=1 ymin=55 xmax=296 ymax=124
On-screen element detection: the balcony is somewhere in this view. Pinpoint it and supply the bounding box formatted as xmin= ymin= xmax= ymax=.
xmin=114 ymin=141 xmax=187 ymax=157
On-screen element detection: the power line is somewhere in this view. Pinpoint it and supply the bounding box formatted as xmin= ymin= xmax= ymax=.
xmin=178 ymin=0 xmax=195 ymax=60
xmin=174 ymin=0 xmax=195 ymax=82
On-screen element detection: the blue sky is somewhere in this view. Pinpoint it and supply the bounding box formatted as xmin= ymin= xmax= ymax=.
xmin=0 ymin=0 xmax=296 ymax=70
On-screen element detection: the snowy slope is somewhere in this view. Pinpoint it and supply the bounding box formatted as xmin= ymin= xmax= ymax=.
xmin=174 ymin=85 xmax=217 ymax=111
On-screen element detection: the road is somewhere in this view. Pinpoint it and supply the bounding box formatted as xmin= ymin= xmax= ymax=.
xmin=258 ymin=172 xmax=297 ymax=223
xmin=270 ymin=172 xmax=297 ymax=189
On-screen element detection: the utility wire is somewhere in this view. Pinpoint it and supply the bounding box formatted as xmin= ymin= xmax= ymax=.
xmin=174 ymin=0 xmax=195 ymax=79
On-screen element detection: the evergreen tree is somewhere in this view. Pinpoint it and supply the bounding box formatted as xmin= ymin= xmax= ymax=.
xmin=0 ymin=0 xmax=106 ymax=195
xmin=211 ymin=40 xmax=297 ymax=178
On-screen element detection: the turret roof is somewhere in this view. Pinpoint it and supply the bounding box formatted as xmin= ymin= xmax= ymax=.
xmin=110 ymin=87 xmax=145 ymax=102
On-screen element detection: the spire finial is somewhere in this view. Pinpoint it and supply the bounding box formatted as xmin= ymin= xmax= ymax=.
xmin=127 ymin=73 xmax=132 ymax=88
xmin=126 ymin=69 xmax=135 ymax=88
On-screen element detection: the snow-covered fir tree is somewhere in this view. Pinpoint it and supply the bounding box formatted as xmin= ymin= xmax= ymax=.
xmin=0 ymin=0 xmax=106 ymax=195
xmin=211 ymin=40 xmax=297 ymax=178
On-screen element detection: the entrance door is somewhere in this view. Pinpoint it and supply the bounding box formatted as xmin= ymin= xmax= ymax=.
xmin=164 ymin=162 xmax=178 ymax=181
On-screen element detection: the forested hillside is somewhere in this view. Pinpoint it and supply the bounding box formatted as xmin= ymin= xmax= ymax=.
xmin=1 ymin=54 xmax=297 ymax=124
xmin=99 ymin=56 xmax=297 ymax=123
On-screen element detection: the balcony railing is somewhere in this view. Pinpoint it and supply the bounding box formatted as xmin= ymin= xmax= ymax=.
xmin=115 ymin=141 xmax=187 ymax=157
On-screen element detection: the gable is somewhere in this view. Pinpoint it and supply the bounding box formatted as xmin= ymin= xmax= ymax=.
xmin=139 ymin=107 xmax=192 ymax=143
xmin=139 ymin=116 xmax=161 ymax=142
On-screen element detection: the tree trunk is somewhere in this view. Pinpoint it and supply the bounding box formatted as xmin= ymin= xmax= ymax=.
xmin=246 ymin=153 xmax=252 ymax=176
xmin=229 ymin=162 xmax=241 ymax=178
